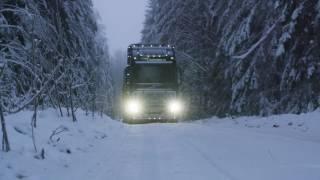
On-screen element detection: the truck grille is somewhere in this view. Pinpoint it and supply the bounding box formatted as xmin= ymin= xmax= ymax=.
xmin=133 ymin=89 xmax=176 ymax=114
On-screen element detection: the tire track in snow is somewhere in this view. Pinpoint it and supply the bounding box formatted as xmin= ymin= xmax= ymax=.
xmin=111 ymin=125 xmax=161 ymax=180
xmin=180 ymin=137 xmax=239 ymax=180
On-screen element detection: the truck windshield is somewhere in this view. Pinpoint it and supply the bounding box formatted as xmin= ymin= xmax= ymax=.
xmin=132 ymin=64 xmax=177 ymax=84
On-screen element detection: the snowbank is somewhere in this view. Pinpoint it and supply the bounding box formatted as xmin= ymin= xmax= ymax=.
xmin=198 ymin=109 xmax=320 ymax=143
xmin=0 ymin=109 xmax=120 ymax=180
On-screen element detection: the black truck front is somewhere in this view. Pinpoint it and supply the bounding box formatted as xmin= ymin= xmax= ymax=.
xmin=122 ymin=44 xmax=183 ymax=123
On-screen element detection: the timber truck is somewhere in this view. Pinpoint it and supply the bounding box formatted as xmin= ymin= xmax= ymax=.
xmin=122 ymin=44 xmax=183 ymax=123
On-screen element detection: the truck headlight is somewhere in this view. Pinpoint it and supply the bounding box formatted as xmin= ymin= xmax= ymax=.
xmin=168 ymin=100 xmax=183 ymax=114
xmin=125 ymin=99 xmax=142 ymax=115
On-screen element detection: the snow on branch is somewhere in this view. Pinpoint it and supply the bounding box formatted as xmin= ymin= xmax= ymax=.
xmin=176 ymin=51 xmax=208 ymax=72
xmin=5 ymin=59 xmax=42 ymax=83
xmin=232 ymin=19 xmax=280 ymax=60
xmin=3 ymin=60 xmax=65 ymax=113
xmin=0 ymin=8 xmax=33 ymax=16
xmin=0 ymin=25 xmax=29 ymax=35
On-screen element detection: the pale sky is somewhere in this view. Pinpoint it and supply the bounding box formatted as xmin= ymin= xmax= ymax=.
xmin=92 ymin=0 xmax=149 ymax=53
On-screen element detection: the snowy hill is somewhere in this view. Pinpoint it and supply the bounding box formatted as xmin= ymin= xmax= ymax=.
xmin=1 ymin=109 xmax=320 ymax=180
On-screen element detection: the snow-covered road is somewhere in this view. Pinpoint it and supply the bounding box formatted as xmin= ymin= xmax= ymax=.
xmin=106 ymin=124 xmax=240 ymax=180
xmin=1 ymin=110 xmax=320 ymax=180
xmin=98 ymin=123 xmax=320 ymax=180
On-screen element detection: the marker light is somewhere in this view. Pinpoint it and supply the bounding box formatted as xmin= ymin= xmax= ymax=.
xmin=125 ymin=99 xmax=142 ymax=115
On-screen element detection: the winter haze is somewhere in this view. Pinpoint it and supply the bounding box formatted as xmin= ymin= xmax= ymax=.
xmin=92 ymin=0 xmax=148 ymax=53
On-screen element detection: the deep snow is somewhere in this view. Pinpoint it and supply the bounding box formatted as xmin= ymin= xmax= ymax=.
xmin=1 ymin=109 xmax=320 ymax=180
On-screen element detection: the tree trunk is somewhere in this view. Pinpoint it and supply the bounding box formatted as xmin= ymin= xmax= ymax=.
xmin=31 ymin=97 xmax=38 ymax=128
xmin=66 ymin=102 xmax=70 ymax=117
xmin=85 ymin=106 xmax=89 ymax=116
xmin=0 ymin=104 xmax=10 ymax=152
xmin=100 ymin=104 xmax=103 ymax=118
xmin=58 ymin=101 xmax=63 ymax=117
xmin=92 ymin=93 xmax=96 ymax=118
xmin=31 ymin=98 xmax=38 ymax=152
xmin=69 ymin=83 xmax=77 ymax=122
xmin=48 ymin=94 xmax=57 ymax=109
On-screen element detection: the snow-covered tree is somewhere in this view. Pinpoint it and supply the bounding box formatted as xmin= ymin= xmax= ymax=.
xmin=142 ymin=0 xmax=320 ymax=118
xmin=0 ymin=0 xmax=113 ymax=152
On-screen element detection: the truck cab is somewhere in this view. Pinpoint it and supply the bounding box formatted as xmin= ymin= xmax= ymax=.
xmin=122 ymin=44 xmax=183 ymax=123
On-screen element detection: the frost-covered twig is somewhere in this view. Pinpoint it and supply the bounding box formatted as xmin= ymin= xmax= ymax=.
xmin=0 ymin=25 xmax=29 ymax=35
xmin=49 ymin=126 xmax=69 ymax=143
xmin=71 ymin=82 xmax=95 ymax=90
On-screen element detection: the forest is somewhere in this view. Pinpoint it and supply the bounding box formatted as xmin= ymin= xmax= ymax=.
xmin=142 ymin=0 xmax=320 ymax=118
xmin=0 ymin=0 xmax=113 ymax=152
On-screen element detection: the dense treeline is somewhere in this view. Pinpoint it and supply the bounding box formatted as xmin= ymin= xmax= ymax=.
xmin=0 ymin=0 xmax=113 ymax=151
xmin=142 ymin=0 xmax=320 ymax=118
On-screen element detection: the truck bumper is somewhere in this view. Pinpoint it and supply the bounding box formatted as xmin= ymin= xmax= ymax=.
xmin=123 ymin=114 xmax=178 ymax=124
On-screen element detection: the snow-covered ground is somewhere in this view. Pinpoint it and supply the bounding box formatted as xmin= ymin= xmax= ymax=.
xmin=1 ymin=109 xmax=320 ymax=180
